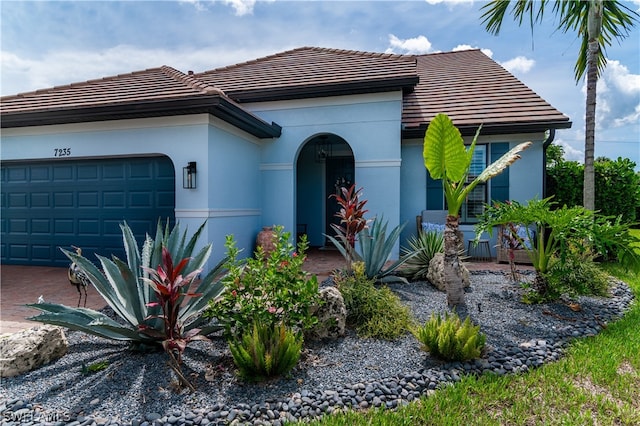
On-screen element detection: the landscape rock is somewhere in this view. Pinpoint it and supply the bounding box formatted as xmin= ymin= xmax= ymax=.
xmin=307 ymin=287 xmax=347 ymax=340
xmin=0 ymin=325 xmax=67 ymax=377
xmin=426 ymin=253 xmax=470 ymax=291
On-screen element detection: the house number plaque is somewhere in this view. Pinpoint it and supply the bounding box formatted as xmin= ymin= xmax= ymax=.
xmin=54 ymin=148 xmax=71 ymax=157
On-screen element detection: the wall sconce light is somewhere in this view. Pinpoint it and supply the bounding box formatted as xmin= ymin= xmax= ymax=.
xmin=315 ymin=135 xmax=332 ymax=162
xmin=183 ymin=161 xmax=197 ymax=189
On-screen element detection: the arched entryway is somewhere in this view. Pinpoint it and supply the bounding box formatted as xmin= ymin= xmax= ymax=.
xmin=296 ymin=134 xmax=354 ymax=247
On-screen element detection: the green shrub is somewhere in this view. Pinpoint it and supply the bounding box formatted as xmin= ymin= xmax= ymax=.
xmin=335 ymin=262 xmax=415 ymax=340
xmin=412 ymin=312 xmax=486 ymax=361
xmin=228 ymin=321 xmax=302 ymax=382
xmin=27 ymin=220 xmax=225 ymax=351
xmin=205 ymin=226 xmax=319 ymax=339
xmin=401 ymin=231 xmax=444 ymax=281
xmin=545 ymin=248 xmax=610 ymax=298
xmin=547 ymin=157 xmax=640 ymax=224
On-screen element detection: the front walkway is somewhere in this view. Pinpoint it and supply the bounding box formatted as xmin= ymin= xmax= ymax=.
xmin=0 ymin=249 xmax=532 ymax=334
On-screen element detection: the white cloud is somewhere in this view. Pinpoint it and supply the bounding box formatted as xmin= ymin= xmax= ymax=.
xmin=0 ymin=45 xmax=275 ymax=96
xmin=385 ymin=34 xmax=435 ymax=54
xmin=500 ymin=56 xmax=535 ymax=74
xmin=586 ymin=59 xmax=640 ymax=130
xmin=178 ymin=0 xmax=208 ymax=12
xmin=223 ymin=0 xmax=256 ymax=16
xmin=605 ymin=60 xmax=640 ymax=95
xmin=452 ymin=44 xmax=493 ymax=58
xmin=556 ymin=138 xmax=584 ymax=163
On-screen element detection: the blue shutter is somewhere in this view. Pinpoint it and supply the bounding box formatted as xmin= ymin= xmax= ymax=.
xmin=426 ymin=173 xmax=444 ymax=210
xmin=490 ymin=143 xmax=510 ymax=203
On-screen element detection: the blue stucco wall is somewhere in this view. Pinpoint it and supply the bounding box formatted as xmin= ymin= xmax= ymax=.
xmin=247 ymin=92 xmax=405 ymax=258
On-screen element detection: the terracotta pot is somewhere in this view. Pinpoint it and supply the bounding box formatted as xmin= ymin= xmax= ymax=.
xmin=256 ymin=226 xmax=276 ymax=255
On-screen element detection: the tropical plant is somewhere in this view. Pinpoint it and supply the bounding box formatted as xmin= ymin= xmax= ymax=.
xmin=423 ymin=113 xmax=531 ymax=312
xmin=475 ymin=197 xmax=640 ymax=299
xmin=228 ymin=321 xmax=303 ymax=382
xmin=335 ymin=262 xmax=415 ymax=340
xmin=326 ymin=184 xmax=369 ymax=270
xmin=400 ymin=230 xmax=444 ymax=281
xmin=27 ymin=220 xmax=226 ymax=351
xmin=545 ymin=246 xmax=610 ymax=299
xmin=205 ymin=226 xmax=319 ymax=339
xmin=481 ymin=0 xmax=639 ymax=211
xmin=412 ymin=312 xmax=486 ymax=361
xmin=356 ymin=216 xmax=413 ymax=283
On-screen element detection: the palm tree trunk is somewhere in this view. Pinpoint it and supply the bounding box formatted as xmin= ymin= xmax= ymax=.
xmin=444 ymin=215 xmax=467 ymax=314
xmin=583 ymin=1 xmax=602 ymax=211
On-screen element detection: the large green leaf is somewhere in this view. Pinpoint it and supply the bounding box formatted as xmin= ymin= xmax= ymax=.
xmin=423 ymin=113 xmax=470 ymax=182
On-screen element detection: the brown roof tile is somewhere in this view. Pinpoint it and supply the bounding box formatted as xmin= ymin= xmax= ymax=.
xmin=0 ymin=66 xmax=219 ymax=114
xmin=403 ymin=49 xmax=570 ymax=135
xmin=195 ymin=47 xmax=419 ymax=102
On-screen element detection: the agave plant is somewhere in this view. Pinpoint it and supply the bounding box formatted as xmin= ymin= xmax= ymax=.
xmin=356 ymin=216 xmax=413 ymax=283
xmin=400 ymin=230 xmax=444 ymax=281
xmin=27 ymin=220 xmax=226 ymax=351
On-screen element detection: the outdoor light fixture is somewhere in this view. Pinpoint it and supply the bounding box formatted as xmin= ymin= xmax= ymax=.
xmin=183 ymin=161 xmax=197 ymax=189
xmin=315 ymin=135 xmax=332 ymax=162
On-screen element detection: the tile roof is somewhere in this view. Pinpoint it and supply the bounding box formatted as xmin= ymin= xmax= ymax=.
xmin=402 ymin=49 xmax=570 ymax=136
xmin=0 ymin=47 xmax=570 ymax=135
xmin=195 ymin=47 xmax=419 ymax=102
xmin=0 ymin=66 xmax=219 ymax=114
xmin=0 ymin=66 xmax=281 ymax=137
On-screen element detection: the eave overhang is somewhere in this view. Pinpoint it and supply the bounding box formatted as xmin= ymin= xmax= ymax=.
xmin=0 ymin=95 xmax=282 ymax=138
xmin=401 ymin=120 xmax=573 ymax=140
xmin=224 ymin=76 xmax=419 ymax=103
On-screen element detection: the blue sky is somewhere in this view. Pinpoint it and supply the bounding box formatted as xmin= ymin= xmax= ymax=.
xmin=2 ymin=0 xmax=639 ymax=169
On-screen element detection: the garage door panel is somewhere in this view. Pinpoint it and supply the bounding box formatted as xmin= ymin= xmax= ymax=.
xmin=8 ymin=193 xmax=27 ymax=208
xmin=53 ymin=165 xmax=73 ymax=180
xmin=1 ymin=156 xmax=175 ymax=266
xmin=77 ymin=165 xmax=99 ymax=180
xmin=8 ymin=167 xmax=27 ymax=182
xmin=31 ymin=166 xmax=50 ymax=181
xmin=31 ymin=219 xmax=51 ymax=234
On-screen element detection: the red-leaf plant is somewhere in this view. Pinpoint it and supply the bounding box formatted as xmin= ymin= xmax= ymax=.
xmin=141 ymin=246 xmax=205 ymax=391
xmin=329 ymin=184 xmax=369 ymax=268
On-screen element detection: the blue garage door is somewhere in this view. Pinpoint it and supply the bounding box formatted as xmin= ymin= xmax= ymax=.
xmin=1 ymin=156 xmax=175 ymax=266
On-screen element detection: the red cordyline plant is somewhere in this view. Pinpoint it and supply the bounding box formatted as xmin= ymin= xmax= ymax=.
xmin=326 ymin=184 xmax=369 ymax=268
xmin=141 ymin=247 xmax=206 ymax=390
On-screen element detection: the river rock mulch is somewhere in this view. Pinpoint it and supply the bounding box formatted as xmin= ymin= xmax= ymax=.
xmin=0 ymin=271 xmax=634 ymax=425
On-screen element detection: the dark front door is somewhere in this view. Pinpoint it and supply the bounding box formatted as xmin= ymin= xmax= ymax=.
xmin=325 ymin=156 xmax=354 ymax=245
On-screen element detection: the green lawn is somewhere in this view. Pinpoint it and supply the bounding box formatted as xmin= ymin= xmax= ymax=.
xmin=312 ymin=238 xmax=640 ymax=425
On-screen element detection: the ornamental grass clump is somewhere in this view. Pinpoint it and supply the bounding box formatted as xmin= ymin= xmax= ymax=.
xmin=228 ymin=321 xmax=302 ymax=382
xmin=413 ymin=312 xmax=486 ymax=361
xmin=335 ymin=262 xmax=415 ymax=340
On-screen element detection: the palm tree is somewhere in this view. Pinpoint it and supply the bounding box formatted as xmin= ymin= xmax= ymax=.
xmin=481 ymin=0 xmax=638 ymax=211
xmin=423 ymin=114 xmax=531 ymax=313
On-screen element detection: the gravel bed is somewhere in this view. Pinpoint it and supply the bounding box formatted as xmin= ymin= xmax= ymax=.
xmin=1 ymin=271 xmax=634 ymax=425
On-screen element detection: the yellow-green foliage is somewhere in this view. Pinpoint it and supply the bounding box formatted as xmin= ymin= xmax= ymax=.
xmin=413 ymin=312 xmax=486 ymax=361
xmin=228 ymin=321 xmax=302 ymax=382
xmin=335 ymin=262 xmax=415 ymax=340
